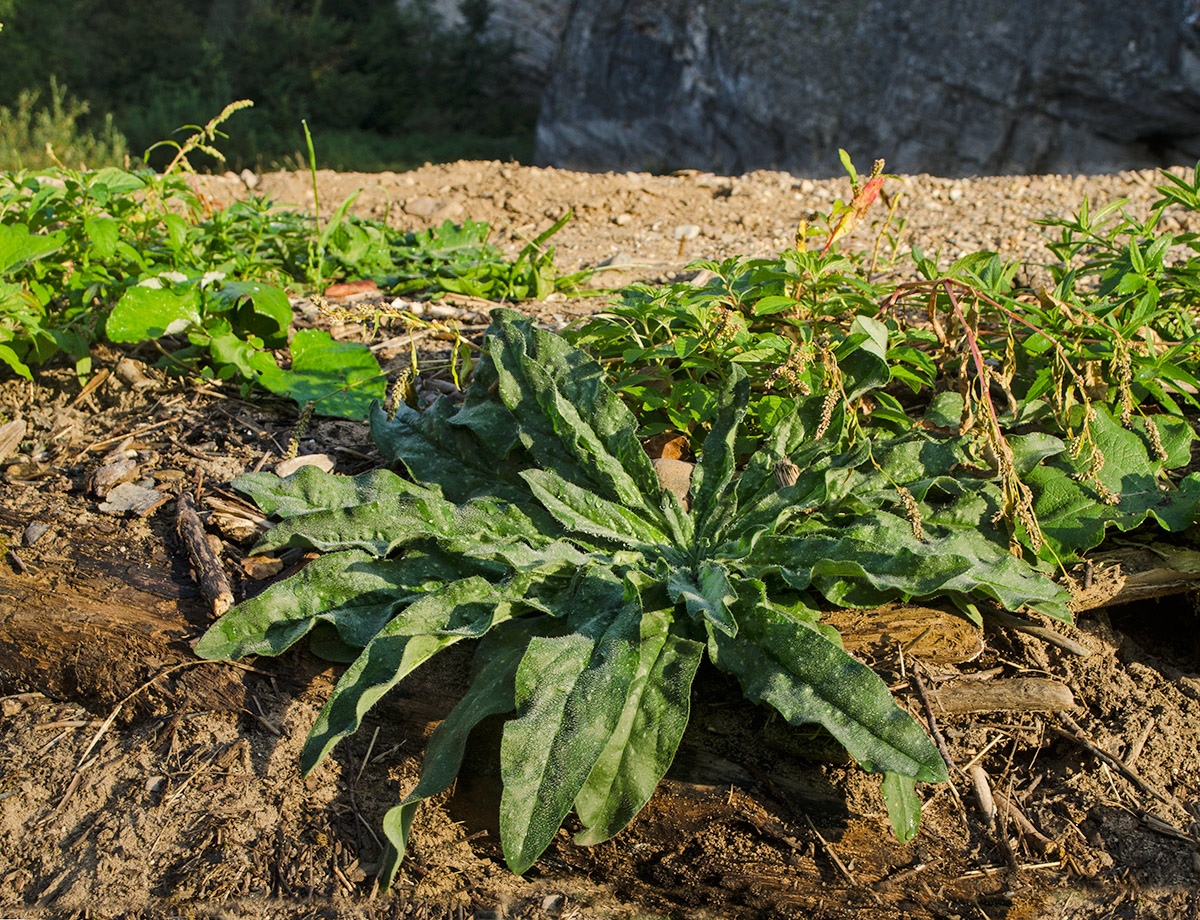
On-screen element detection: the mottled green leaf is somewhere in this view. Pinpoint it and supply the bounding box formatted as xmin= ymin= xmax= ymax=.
xmin=379 ymin=618 xmax=546 ymax=888
xmin=499 ymin=574 xmax=642 ymax=873
xmin=301 ymin=576 xmax=528 ymax=774
xmin=881 ymin=771 xmax=922 ymax=843
xmin=574 ymin=611 xmax=702 ymax=845
xmin=707 ymin=585 xmax=946 ymax=782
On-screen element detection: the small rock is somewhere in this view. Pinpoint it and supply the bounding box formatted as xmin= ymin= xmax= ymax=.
xmin=431 ymin=201 xmax=464 ymax=223
xmin=22 ymin=522 xmax=50 ymax=546
xmin=90 ymin=457 xmax=138 ymax=498
xmin=98 ymin=482 xmax=170 ymax=517
xmin=598 ymin=251 xmax=635 ymax=267
xmin=614 ymin=212 xmax=633 ymax=226
xmin=403 ymin=196 xmax=442 ymax=219
xmin=239 ymin=168 xmax=259 ymax=190
xmin=275 ymin=454 xmax=335 ymax=477
xmin=1 ymin=697 xmax=21 ymax=716
xmin=674 ymin=224 xmax=701 ymax=241
xmin=652 ymin=457 xmax=694 ymax=508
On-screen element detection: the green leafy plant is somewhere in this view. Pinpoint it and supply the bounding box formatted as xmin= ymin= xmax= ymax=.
xmin=0 ymin=104 xmax=579 ymax=417
xmin=0 ymin=76 xmax=128 ymax=171
xmin=196 ymin=309 xmax=1185 ymax=885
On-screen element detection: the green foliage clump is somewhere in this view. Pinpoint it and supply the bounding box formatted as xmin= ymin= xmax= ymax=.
xmin=192 ymin=153 xmax=1200 ymax=888
xmin=0 ymin=105 xmax=577 ymax=416
xmin=0 ymin=78 xmax=128 ymax=171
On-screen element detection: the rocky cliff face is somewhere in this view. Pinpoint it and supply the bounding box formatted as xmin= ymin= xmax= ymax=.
xmin=533 ymin=0 xmax=1200 ymax=176
xmin=429 ymin=0 xmax=571 ymax=81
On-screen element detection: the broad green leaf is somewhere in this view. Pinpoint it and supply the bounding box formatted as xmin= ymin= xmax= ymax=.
xmin=379 ymin=618 xmax=545 ymax=888
xmin=194 ymin=548 xmax=469 ymax=660
xmin=1028 ymin=405 xmax=1200 ymax=559
xmin=370 ymin=399 xmax=529 ymax=503
xmin=87 ymin=166 xmax=146 ymax=196
xmin=521 ymin=468 xmax=668 ymax=549
xmin=84 ymin=217 xmax=120 ymax=260
xmin=574 ymin=612 xmax=703 ymax=845
xmin=301 ymin=576 xmax=526 ymax=774
xmin=499 ymin=574 xmax=642 ymax=873
xmin=487 ymin=311 xmax=664 ymax=517
xmin=881 ymin=771 xmax=922 ymax=843
xmin=752 ymin=512 xmax=1072 ymax=622
xmin=107 ymin=285 xmax=200 ymax=341
xmin=707 ymin=585 xmax=947 ymax=782
xmin=840 ymin=314 xmax=890 ymax=401
xmin=234 ymin=466 xmax=432 ymax=519
xmin=0 ymin=342 xmax=32 ymax=380
xmin=253 ymin=496 xmax=456 ymax=556
xmin=268 ymin=328 xmax=386 ymax=420
xmin=667 ymin=561 xmax=738 ymax=636
xmin=690 ymin=367 xmax=749 ymax=536
xmin=219 ymin=280 xmax=292 ymax=347
xmin=0 ymin=223 xmax=64 ymax=275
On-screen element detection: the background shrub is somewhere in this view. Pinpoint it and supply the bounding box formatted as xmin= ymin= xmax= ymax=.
xmin=0 ymin=0 xmax=536 ymax=172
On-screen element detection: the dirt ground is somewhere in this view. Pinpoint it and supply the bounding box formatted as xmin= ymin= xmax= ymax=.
xmin=1 ymin=161 xmax=1199 ymax=920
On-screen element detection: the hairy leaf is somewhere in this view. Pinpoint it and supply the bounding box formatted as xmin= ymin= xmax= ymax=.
xmin=574 ymin=610 xmax=703 ymax=845
xmin=707 ymin=585 xmax=947 ymax=782
xmin=499 ymin=573 xmax=642 ymax=873
xmin=301 ymin=576 xmax=531 ymax=774
xmin=378 ymin=618 xmax=545 ymax=888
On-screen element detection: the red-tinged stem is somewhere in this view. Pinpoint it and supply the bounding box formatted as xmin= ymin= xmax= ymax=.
xmin=940 ymin=280 xmax=1003 ymax=426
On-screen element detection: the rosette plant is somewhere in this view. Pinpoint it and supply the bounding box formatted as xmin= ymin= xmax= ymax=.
xmin=197 ymin=309 xmax=1079 ymax=886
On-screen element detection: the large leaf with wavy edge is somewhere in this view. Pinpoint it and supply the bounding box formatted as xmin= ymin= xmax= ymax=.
xmin=301 ymin=576 xmax=534 ymax=774
xmin=706 ymin=583 xmax=947 ymax=782
xmin=499 ymin=573 xmax=642 ymax=873
xmin=750 ymin=512 xmax=1072 ymax=622
xmin=690 ymin=367 xmax=750 ymax=538
xmin=520 ymin=468 xmax=668 ymax=550
xmin=487 ymin=311 xmax=666 ymax=519
xmin=254 ymin=489 xmax=563 ymax=559
xmin=234 ymin=466 xmax=435 ymax=519
xmin=195 ymin=548 xmax=469 ymax=659
xmin=370 ymin=398 xmax=529 ymax=504
xmin=573 ymin=610 xmax=703 ymax=845
xmin=379 ymin=618 xmax=547 ymax=888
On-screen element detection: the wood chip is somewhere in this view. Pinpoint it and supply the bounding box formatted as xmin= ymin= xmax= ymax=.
xmin=927 ymin=677 xmax=1076 ymax=713
xmin=275 ymin=454 xmax=335 ymax=477
xmin=0 ymin=418 xmax=24 ymax=461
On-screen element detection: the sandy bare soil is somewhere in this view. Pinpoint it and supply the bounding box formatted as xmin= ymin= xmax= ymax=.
xmin=1 ymin=161 xmax=1199 ymax=920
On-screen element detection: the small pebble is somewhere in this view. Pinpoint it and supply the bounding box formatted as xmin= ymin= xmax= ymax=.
xmin=22 ymin=521 xmax=50 ymax=546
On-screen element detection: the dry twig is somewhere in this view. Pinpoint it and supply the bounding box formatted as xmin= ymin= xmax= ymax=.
xmin=176 ymin=488 xmax=234 ymax=617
